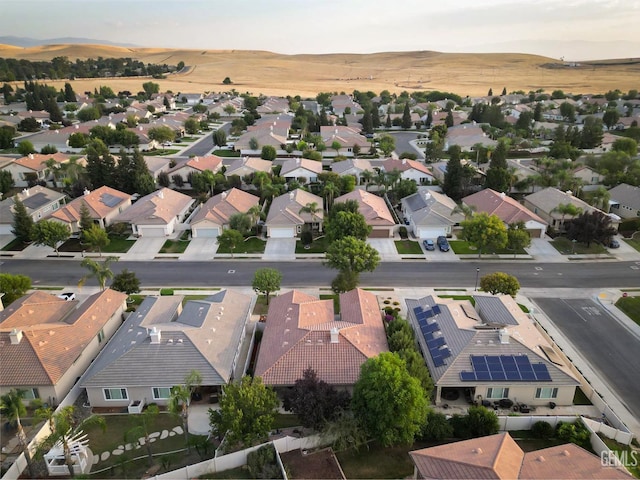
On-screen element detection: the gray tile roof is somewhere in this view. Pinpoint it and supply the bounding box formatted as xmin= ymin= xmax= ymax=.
xmin=402 ymin=188 xmax=464 ymax=226
xmin=608 ymin=183 xmax=640 ymax=210
xmin=474 ymin=296 xmax=519 ymax=326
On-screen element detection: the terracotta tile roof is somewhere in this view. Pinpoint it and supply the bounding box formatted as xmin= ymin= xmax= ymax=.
xmin=266 ymin=189 xmax=324 ymax=227
xmin=0 ymin=289 xmax=127 ymax=386
xmin=14 ymin=153 xmax=71 ymax=172
xmin=335 ymin=190 xmax=395 ymax=226
xmin=113 ymin=188 xmax=193 ymax=225
xmin=281 ymin=158 xmax=323 ymax=176
xmin=463 ymin=189 xmax=547 ymax=226
xmin=255 ymin=289 xmax=388 ymax=386
xmin=191 ymin=188 xmax=259 ymax=227
xmin=185 ymin=155 xmax=223 ymax=172
xmin=225 ymin=157 xmax=273 ymax=176
xmin=382 ymin=157 xmax=432 ymax=176
xmin=49 ymin=186 xmax=131 ymax=225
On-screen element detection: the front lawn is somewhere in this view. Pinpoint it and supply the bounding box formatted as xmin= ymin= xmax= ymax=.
xmin=448 ymin=240 xmax=526 ymax=255
xmin=296 ymin=236 xmax=328 ymax=253
xmin=616 ymin=295 xmax=640 ymax=327
xmin=159 ymin=239 xmax=190 ymax=254
xmin=394 ymin=240 xmax=423 ymax=254
xmin=144 ymin=148 xmax=181 ymax=156
xmin=212 ymin=149 xmax=241 ymax=157
xmin=217 ymin=237 xmax=265 ymax=254
xmin=438 ymin=295 xmax=475 ymax=305
xmin=624 ymin=237 xmax=640 ymax=252
xmin=550 ymin=237 xmax=608 ymax=255
xmin=57 ymin=236 xmax=135 ymax=253
xmin=1 ymin=238 xmax=29 ymax=251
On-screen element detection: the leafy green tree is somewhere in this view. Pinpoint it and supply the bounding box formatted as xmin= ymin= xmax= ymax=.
xmin=37 ymin=406 xmax=105 ymax=478
xmin=283 ymin=368 xmax=351 ymax=431
xmin=32 ymin=220 xmax=70 ymax=256
xmin=420 ymin=411 xmax=453 ymax=442
xmin=78 ymin=256 xmax=117 ymax=290
xmin=507 ymin=222 xmax=531 ymax=257
xmin=213 ymin=129 xmax=227 ymax=147
xmin=466 ymin=405 xmax=500 ymax=437
xmin=110 ymin=269 xmax=141 ymax=295
xmin=261 ymin=145 xmax=276 ymax=160
xmin=63 ymin=82 xmax=76 ymax=102
xmin=18 ymin=140 xmax=36 ymax=156
xmin=580 ymin=116 xmax=604 ymax=149
xmin=77 ymin=106 xmax=101 ymax=122
xmin=551 ymin=202 xmax=583 ymax=229
xmin=223 ymin=104 xmax=236 ymax=116
xmin=0 ymin=125 xmax=15 ymax=149
xmin=560 ymin=102 xmax=576 ymax=122
xmin=251 ymin=267 xmax=282 ymax=305
xmin=612 ymin=137 xmax=638 ymax=156
xmin=589 ymin=186 xmax=611 ymax=212
xmin=402 ymin=102 xmax=412 ymax=129
xmin=86 ymin=139 xmax=117 ymax=189
xmin=331 ymin=270 xmax=359 ymax=294
xmin=0 ymin=273 xmax=31 ymax=305
xmin=352 ymin=352 xmax=428 ymax=446
xmin=229 ymin=213 xmax=252 ymax=236
xmin=378 ymin=134 xmax=395 ymax=156
xmin=148 ymin=125 xmax=176 ymax=144
xmin=479 ymin=272 xmax=521 ymax=296
xmin=124 ymin=404 xmax=159 ymax=466
xmin=184 ymin=117 xmax=200 ymax=135
xmin=460 ymin=212 xmax=508 ymax=257
xmin=602 ymin=109 xmax=620 ymax=130
xmin=324 ymin=210 xmax=371 ymax=243
xmin=217 ymin=229 xmax=243 ymax=257
xmin=142 ymin=81 xmax=160 ymax=97
xmin=82 ymin=224 xmax=110 ymax=256
xmin=208 ymin=376 xmax=278 ymax=449
xmin=18 ymin=117 xmax=40 ymax=133
xmin=325 ymin=236 xmax=380 ymax=275
xmin=78 ymin=202 xmax=93 ymax=239
xmin=68 ymin=132 xmax=90 ymax=148
xmin=11 ymin=198 xmax=34 ymax=243
xmin=168 ymin=370 xmax=202 ymax=452
xmin=443 ymin=146 xmax=464 ymax=201
xmin=222 ymin=77 xmax=232 ymax=85
xmin=566 ymin=211 xmax=617 ymax=247
xmin=445 ymin=110 xmax=454 ymax=128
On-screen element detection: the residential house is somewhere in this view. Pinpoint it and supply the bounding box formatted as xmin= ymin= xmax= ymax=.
xmin=166 ymin=155 xmax=223 ymax=188
xmin=0 ymin=289 xmax=127 ymax=406
xmin=255 ymin=289 xmax=388 ymax=388
xmin=445 ymin=124 xmax=498 ymax=151
xmin=381 ymin=158 xmax=434 ymax=184
xmin=1 ymin=152 xmax=77 ymax=188
xmin=234 ymin=127 xmax=289 ymax=155
xmin=265 ymin=189 xmax=324 ymax=238
xmin=280 ymin=158 xmax=323 ymax=184
xmin=330 ymin=95 xmax=360 ymax=116
xmin=462 ymin=189 xmax=548 ymax=238
xmin=608 ymin=183 xmax=640 ymax=219
xmin=142 ymin=156 xmax=172 ymax=180
xmin=47 ymin=186 xmax=131 ymax=234
xmin=523 ymin=187 xmax=620 ymax=231
xmin=334 ymin=190 xmax=396 ymax=238
xmin=178 ymin=93 xmax=203 ymax=105
xmin=320 ymin=126 xmax=369 ymax=158
xmin=112 ymin=188 xmax=194 ymax=237
xmin=0 ymin=186 xmax=66 ymax=235
xmin=401 ymin=188 xmax=464 ymax=239
xmin=224 ymin=156 xmax=273 ymax=182
xmin=410 ymin=432 xmax=631 ymax=480
xmin=256 ymin=97 xmax=290 ymax=114
xmin=572 ymin=165 xmax=605 ymax=189
xmin=407 ymin=294 xmax=580 ymax=406
xmin=191 ymin=188 xmax=260 ymax=239
xmin=81 ymin=290 xmax=252 ymax=410
xmin=331 ymin=158 xmax=375 ymax=185
xmin=16 ymin=110 xmax=50 ymax=127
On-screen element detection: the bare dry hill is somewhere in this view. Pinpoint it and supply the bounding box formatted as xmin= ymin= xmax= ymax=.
xmin=1 ymin=44 xmax=638 ymax=97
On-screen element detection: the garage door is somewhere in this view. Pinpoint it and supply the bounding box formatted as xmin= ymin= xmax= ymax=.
xmin=417 ymin=227 xmax=445 ymax=239
xmin=369 ymin=228 xmax=391 ymax=238
xmin=527 ymin=228 xmax=543 ymax=239
xmin=138 ymin=226 xmax=167 ymax=237
xmin=269 ymin=227 xmax=295 ymax=238
xmin=193 ymin=227 xmax=220 ymax=238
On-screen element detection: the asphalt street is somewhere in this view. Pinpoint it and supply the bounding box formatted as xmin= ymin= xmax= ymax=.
xmin=531 ymin=297 xmax=640 ymax=420
xmin=389 ymin=131 xmax=424 ymax=158
xmin=178 ymin=123 xmax=232 ymax=158
xmin=2 ymin=259 xmax=639 ymax=289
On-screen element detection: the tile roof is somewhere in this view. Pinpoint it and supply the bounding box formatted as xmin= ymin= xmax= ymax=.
xmin=254 ymin=289 xmax=388 ymax=386
xmin=462 ymin=189 xmax=547 ymax=226
xmin=167 ymin=155 xmax=222 ymax=175
xmin=280 ymin=158 xmax=323 ymax=176
xmin=402 ymin=188 xmax=464 ymax=227
xmin=608 ymin=183 xmax=640 ymax=210
xmin=191 ymin=188 xmax=259 ymax=227
xmin=382 ymin=158 xmax=432 ymax=176
xmin=225 ymin=157 xmax=273 ymax=176
xmin=330 ymin=158 xmax=374 ymax=175
xmin=14 ymin=153 xmax=72 ymax=172
xmin=0 ymin=186 xmax=66 ymax=222
xmin=48 ymin=186 xmax=130 ymax=225
xmin=265 ymin=189 xmax=324 ymax=227
xmin=81 ymin=290 xmax=252 ymax=388
xmin=524 ymin=187 xmax=600 ymax=218
xmin=334 ymin=190 xmax=395 ymax=226
xmin=0 ymin=289 xmax=127 ymax=386
xmin=113 ymin=188 xmax=194 ymax=225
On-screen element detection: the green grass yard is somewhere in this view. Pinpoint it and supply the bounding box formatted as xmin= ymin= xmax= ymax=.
xmin=448 ymin=240 xmax=526 ymax=256
xmin=159 ymin=239 xmax=190 ymax=254
xmin=296 ymin=236 xmax=328 ymax=253
xmin=550 ymin=237 xmax=608 ymax=255
xmin=212 ymin=149 xmax=241 ymax=157
xmin=1 ymin=238 xmax=29 ymax=251
xmin=624 ymin=237 xmax=640 ymax=252
xmin=394 ymin=240 xmax=423 ymax=254
xmin=616 ymin=295 xmax=640 ymax=327
xmin=217 ymin=237 xmax=265 ymax=254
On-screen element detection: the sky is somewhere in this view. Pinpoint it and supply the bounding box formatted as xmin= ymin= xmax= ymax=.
xmin=1 ymin=0 xmax=639 ymax=60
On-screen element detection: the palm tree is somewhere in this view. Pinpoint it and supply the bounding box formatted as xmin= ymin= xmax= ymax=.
xmin=0 ymin=389 xmax=35 ymax=478
xmin=299 ymin=201 xmax=321 ymax=236
xmin=247 ymin=204 xmax=263 ymax=236
xmin=37 ymin=406 xmax=105 ymax=478
xmin=452 ymin=203 xmax=476 ymax=221
xmin=322 ymin=181 xmax=340 ymax=212
xmin=360 ymin=170 xmax=374 ymax=190
xmin=385 ymin=169 xmax=402 ymax=192
xmin=78 ymin=256 xmax=118 ymax=290
xmin=168 ymin=370 xmax=202 ymax=452
xmin=124 ymin=404 xmax=159 ymax=466
xmin=590 ymin=186 xmax=611 ymax=212
xmin=551 ymin=203 xmax=583 ymax=231
xmin=42 ymin=158 xmax=62 ymax=187
xmin=374 ymin=170 xmax=387 ymax=193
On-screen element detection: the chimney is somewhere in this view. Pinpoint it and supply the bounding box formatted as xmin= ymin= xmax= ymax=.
xmin=83 ymin=188 xmax=90 ymax=196
xmin=22 ymin=188 xmax=29 ymax=197
xmin=424 ymin=191 xmax=431 ymax=201
xmin=402 ymin=158 xmax=407 ymax=165
xmin=222 ymin=191 xmax=227 ymax=199
xmin=499 ymin=328 xmax=509 ymax=344
xmin=9 ymin=328 xmax=23 ymax=345
xmin=150 ymin=327 xmax=161 ymax=344
xmin=289 ymin=191 xmax=294 ymax=200
xmin=28 ymin=153 xmax=34 ymax=159
xmin=296 ymin=158 xmax=300 ymax=165
xmin=500 ymin=192 xmax=506 ymax=198
xmin=158 ymin=190 xmax=164 ymax=199
xmin=565 ymin=190 xmax=573 ymax=196
xmin=329 ymin=327 xmax=340 ymax=344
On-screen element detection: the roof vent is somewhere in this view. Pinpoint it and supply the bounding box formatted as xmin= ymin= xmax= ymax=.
xmin=565 ymin=190 xmax=572 ymax=196
xmin=83 ymin=188 xmax=90 ymax=196
xmin=9 ymin=329 xmax=23 ymax=345
xmin=537 ymin=456 xmax=545 ymax=463
xmin=562 ymin=450 xmax=570 ymax=457
xmin=330 ymin=327 xmax=339 ymax=344
xmin=499 ymin=328 xmax=509 ymax=344
xmin=28 ymin=153 xmax=34 ymax=159
xmin=289 ymin=191 xmax=295 ymax=200
xmin=474 ymin=448 xmax=483 ymax=455
xmin=150 ymin=327 xmax=161 ymax=344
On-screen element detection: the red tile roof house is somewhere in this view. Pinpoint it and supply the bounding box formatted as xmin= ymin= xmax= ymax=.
xmin=1 ymin=152 xmax=80 ymax=188
xmin=48 ymin=186 xmax=132 ymax=234
xmin=462 ymin=189 xmax=548 ymax=239
xmin=112 ymin=188 xmax=195 ymax=237
xmin=410 ymin=432 xmax=631 ymax=479
xmin=0 ymin=289 xmax=128 ymax=406
xmin=254 ymin=289 xmax=389 ymax=389
xmin=264 ymin=189 xmax=324 ymax=238
xmin=166 ymin=155 xmax=223 ymax=189
xmin=381 ymin=158 xmax=435 ymax=184
xmin=0 ymin=186 xmax=66 ymax=235
xmin=190 ymin=188 xmax=260 ymax=239
xmin=334 ymin=190 xmax=396 ymax=238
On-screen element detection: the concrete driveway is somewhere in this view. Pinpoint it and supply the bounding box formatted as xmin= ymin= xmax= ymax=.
xmin=367 ymin=239 xmax=400 ymax=261
xmin=121 ymin=237 xmax=166 ymax=261
xmin=181 ymin=238 xmax=219 ymax=261
xmin=526 ymin=237 xmax=565 ymax=262
xmin=263 ymin=238 xmax=296 ymax=261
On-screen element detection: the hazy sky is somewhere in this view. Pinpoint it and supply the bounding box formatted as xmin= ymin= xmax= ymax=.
xmin=1 ymin=0 xmax=639 ymax=60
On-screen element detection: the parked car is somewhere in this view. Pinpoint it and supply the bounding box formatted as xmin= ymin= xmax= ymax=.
xmin=437 ymin=236 xmax=450 ymax=252
xmin=423 ymin=239 xmax=435 ymax=251
xmin=609 ymin=239 xmax=620 ymax=248
xmin=57 ymin=292 xmax=76 ymax=301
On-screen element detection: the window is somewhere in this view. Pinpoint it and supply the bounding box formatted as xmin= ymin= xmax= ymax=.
xmin=535 ymin=387 xmax=558 ymax=399
xmin=103 ymin=388 xmax=128 ymax=400
xmin=23 ymin=388 xmax=40 ymax=400
xmin=152 ymin=387 xmax=171 ymax=400
xmin=486 ymin=387 xmax=509 ymax=399
xmin=97 ymin=329 xmax=105 ymax=343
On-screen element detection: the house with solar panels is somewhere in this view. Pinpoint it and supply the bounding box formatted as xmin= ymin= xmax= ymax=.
xmin=406 ymin=294 xmax=580 ymax=407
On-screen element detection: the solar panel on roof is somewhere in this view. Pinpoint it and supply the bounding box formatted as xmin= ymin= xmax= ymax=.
xmin=423 ymin=331 xmax=434 ymax=341
xmin=432 ymin=305 xmax=441 ymax=315
xmin=413 ymin=306 xmax=423 ymax=316
xmin=101 ymin=193 xmax=123 ymax=208
xmin=515 ymin=356 xmax=530 ymax=366
xmin=476 ymin=371 xmax=491 ymax=381
xmin=521 ymin=371 xmax=536 ymax=380
xmin=532 ymin=363 xmax=552 ymax=381
xmin=439 ymin=348 xmax=451 ymax=359
xmin=491 ymin=371 xmax=507 ymax=381
xmin=433 ymin=356 xmax=445 ymax=367
xmin=427 ymin=337 xmax=445 ymax=349
xmin=424 ymin=308 xmax=434 ymax=318
xmin=460 ymin=371 xmax=476 ymax=381
xmin=418 ymin=317 xmax=428 ymax=328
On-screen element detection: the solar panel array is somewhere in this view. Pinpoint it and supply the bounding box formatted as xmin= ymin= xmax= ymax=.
xmin=460 ymin=355 xmax=552 ymax=382
xmin=101 ymin=193 xmax=123 ymax=208
xmin=413 ymin=305 xmax=450 ymax=367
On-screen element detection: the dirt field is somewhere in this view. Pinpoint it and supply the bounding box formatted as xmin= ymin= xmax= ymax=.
xmin=0 ymin=44 xmax=638 ymax=98
xmin=280 ymin=448 xmax=345 ymax=479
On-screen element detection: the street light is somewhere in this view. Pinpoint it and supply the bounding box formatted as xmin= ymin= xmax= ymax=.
xmin=475 ymin=268 xmax=480 ymax=291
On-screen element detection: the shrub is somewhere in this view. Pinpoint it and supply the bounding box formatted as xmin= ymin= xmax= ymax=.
xmin=420 ymin=411 xmax=453 ymax=441
xmin=531 ymin=420 xmax=554 ymax=439
xmin=160 ymin=288 xmax=174 ymax=296
xmin=399 ymin=226 xmax=408 ymax=239
xmin=300 ymin=230 xmax=312 ymax=246
xmin=247 ymin=444 xmax=281 ymax=479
